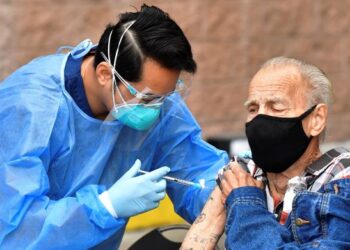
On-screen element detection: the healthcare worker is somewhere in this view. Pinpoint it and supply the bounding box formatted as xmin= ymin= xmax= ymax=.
xmin=0 ymin=4 xmax=228 ymax=249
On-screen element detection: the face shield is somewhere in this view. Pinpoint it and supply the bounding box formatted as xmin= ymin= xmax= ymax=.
xmin=101 ymin=21 xmax=191 ymax=131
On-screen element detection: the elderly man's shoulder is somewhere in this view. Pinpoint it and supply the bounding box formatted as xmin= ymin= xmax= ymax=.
xmin=318 ymin=148 xmax=350 ymax=196
xmin=314 ymin=147 xmax=350 ymax=180
xmin=328 ymin=147 xmax=350 ymax=181
xmin=332 ymin=166 xmax=350 ymax=181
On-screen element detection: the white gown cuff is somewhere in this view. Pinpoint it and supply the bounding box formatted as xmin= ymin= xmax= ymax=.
xmin=98 ymin=191 xmax=118 ymax=218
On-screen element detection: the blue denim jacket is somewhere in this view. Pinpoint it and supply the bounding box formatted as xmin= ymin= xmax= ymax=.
xmin=225 ymin=179 xmax=350 ymax=250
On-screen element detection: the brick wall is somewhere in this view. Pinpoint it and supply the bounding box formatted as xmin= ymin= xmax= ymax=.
xmin=1 ymin=0 xmax=349 ymax=142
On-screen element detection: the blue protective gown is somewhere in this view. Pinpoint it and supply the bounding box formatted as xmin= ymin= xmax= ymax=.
xmin=0 ymin=40 xmax=228 ymax=249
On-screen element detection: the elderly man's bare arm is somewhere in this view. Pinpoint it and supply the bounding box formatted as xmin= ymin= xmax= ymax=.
xmin=180 ymin=186 xmax=225 ymax=250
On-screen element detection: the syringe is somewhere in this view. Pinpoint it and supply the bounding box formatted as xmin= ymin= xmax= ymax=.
xmin=138 ymin=169 xmax=204 ymax=189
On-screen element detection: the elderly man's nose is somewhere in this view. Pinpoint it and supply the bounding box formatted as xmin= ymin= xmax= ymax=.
xmin=257 ymin=106 xmax=266 ymax=115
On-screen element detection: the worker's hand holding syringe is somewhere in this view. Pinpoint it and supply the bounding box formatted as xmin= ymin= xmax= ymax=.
xmin=100 ymin=159 xmax=206 ymax=219
xmin=101 ymin=159 xmax=169 ymax=218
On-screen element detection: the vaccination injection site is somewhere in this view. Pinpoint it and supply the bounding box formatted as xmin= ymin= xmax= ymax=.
xmin=1 ymin=1 xmax=350 ymax=250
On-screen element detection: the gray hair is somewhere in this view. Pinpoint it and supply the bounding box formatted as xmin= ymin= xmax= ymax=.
xmin=261 ymin=56 xmax=333 ymax=141
xmin=260 ymin=56 xmax=334 ymax=107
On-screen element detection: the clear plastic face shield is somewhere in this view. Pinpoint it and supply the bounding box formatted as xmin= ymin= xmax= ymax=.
xmin=101 ymin=21 xmax=191 ymax=131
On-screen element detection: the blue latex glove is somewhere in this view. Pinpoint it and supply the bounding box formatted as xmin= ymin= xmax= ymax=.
xmin=108 ymin=159 xmax=170 ymax=218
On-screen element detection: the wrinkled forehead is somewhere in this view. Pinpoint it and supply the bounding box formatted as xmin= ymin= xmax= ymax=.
xmin=247 ymin=65 xmax=309 ymax=107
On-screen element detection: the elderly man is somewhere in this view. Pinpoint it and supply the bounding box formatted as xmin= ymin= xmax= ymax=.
xmin=181 ymin=57 xmax=350 ymax=250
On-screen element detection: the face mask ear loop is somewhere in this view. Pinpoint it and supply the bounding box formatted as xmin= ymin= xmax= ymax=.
xmin=99 ymin=52 xmax=125 ymax=107
xmin=299 ymin=104 xmax=318 ymax=120
xmin=114 ymin=78 xmax=128 ymax=106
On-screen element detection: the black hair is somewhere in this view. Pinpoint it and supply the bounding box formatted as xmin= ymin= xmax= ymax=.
xmin=94 ymin=4 xmax=197 ymax=83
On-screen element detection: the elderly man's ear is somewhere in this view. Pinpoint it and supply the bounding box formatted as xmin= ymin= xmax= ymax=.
xmin=304 ymin=104 xmax=328 ymax=137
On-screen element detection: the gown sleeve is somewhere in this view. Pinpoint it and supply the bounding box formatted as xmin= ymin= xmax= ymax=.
xmin=154 ymin=94 xmax=229 ymax=223
xmin=0 ymin=72 xmax=124 ymax=249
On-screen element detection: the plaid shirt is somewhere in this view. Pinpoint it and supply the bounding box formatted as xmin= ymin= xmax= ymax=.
xmin=248 ymin=147 xmax=350 ymax=223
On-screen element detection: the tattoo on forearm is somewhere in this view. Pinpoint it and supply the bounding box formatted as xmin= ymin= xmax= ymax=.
xmin=189 ymin=233 xmax=199 ymax=242
xmin=194 ymin=213 xmax=206 ymax=224
xmin=183 ymin=232 xmax=220 ymax=249
xmin=209 ymin=233 xmax=220 ymax=243
xmin=185 ymin=234 xmax=219 ymax=249
xmin=200 ymin=238 xmax=208 ymax=244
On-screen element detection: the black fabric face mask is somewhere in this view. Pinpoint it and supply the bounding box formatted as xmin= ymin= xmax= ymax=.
xmin=245 ymin=105 xmax=317 ymax=173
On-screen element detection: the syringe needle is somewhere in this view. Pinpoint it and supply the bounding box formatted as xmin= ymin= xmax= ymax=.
xmin=138 ymin=169 xmax=203 ymax=188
